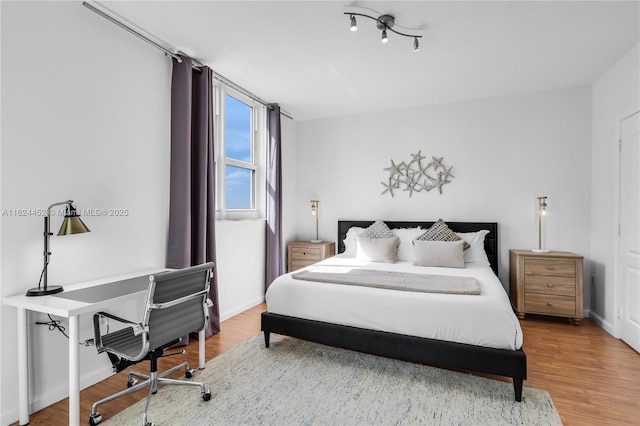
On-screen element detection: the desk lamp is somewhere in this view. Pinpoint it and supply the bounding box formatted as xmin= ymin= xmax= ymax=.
xmin=26 ymin=200 xmax=90 ymax=296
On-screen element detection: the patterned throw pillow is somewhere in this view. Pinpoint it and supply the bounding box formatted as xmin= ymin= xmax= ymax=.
xmin=415 ymin=219 xmax=471 ymax=250
xmin=363 ymin=220 xmax=394 ymax=239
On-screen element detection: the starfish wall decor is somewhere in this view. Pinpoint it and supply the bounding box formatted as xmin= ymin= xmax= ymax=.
xmin=381 ymin=151 xmax=454 ymax=197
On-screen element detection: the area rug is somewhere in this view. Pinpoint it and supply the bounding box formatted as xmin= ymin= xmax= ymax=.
xmin=105 ymin=334 xmax=561 ymax=425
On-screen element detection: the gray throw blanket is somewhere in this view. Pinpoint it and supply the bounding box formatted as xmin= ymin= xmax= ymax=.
xmin=292 ymin=266 xmax=480 ymax=295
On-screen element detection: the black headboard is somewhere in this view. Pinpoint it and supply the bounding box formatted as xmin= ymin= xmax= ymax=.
xmin=337 ymin=221 xmax=499 ymax=276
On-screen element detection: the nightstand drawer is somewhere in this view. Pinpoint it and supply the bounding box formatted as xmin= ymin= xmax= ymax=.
xmin=525 ymin=293 xmax=576 ymax=316
xmin=290 ymin=260 xmax=319 ymax=271
xmin=290 ymin=246 xmax=322 ymax=261
xmin=525 ymin=259 xmax=576 ymax=277
xmin=524 ymin=275 xmax=576 ymax=296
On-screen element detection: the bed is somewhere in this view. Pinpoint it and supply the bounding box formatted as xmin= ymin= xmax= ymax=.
xmin=261 ymin=220 xmax=527 ymax=401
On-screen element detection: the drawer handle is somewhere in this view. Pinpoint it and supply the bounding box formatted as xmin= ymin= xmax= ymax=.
xmin=547 ymin=283 xmax=554 ymax=288
xmin=547 ymin=302 xmax=553 ymax=306
xmin=547 ymin=266 xmax=554 ymax=270
xmin=303 ymin=252 xmax=306 ymax=255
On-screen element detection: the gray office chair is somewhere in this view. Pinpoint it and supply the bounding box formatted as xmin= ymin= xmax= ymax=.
xmin=89 ymin=263 xmax=215 ymax=426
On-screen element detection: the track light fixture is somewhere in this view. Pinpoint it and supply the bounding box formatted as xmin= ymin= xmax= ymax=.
xmin=345 ymin=12 xmax=422 ymax=51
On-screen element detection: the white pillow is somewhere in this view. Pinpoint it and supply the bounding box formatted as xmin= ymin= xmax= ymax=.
xmin=343 ymin=226 xmax=365 ymax=256
xmin=392 ymin=227 xmax=424 ymax=262
xmin=413 ymin=240 xmax=465 ymax=268
xmin=356 ymin=235 xmax=399 ymax=263
xmin=456 ymin=230 xmax=490 ymax=266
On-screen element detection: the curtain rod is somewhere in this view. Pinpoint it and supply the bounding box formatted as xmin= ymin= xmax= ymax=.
xmin=82 ymin=1 xmax=293 ymax=120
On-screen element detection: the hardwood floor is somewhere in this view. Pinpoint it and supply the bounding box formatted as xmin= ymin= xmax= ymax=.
xmin=518 ymin=314 xmax=639 ymax=425
xmin=14 ymin=304 xmax=639 ymax=426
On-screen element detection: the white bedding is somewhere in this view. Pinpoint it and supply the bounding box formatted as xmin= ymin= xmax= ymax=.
xmin=266 ymin=254 xmax=523 ymax=351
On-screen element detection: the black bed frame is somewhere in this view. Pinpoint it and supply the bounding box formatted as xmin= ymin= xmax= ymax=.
xmin=261 ymin=220 xmax=527 ymax=401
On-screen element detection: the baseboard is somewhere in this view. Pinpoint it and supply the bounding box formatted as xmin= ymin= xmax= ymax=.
xmin=1 ymin=364 xmax=113 ymax=425
xmin=589 ymin=310 xmax=617 ymax=337
xmin=220 ymin=296 xmax=265 ymax=322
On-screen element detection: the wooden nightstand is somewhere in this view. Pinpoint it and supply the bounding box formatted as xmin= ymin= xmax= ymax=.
xmin=509 ymin=250 xmax=584 ymax=325
xmin=288 ymin=241 xmax=335 ymax=272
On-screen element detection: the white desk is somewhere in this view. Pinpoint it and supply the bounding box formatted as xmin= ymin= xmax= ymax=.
xmin=2 ymin=268 xmax=207 ymax=426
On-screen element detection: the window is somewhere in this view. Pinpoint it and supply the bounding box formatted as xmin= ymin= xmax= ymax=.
xmin=215 ymin=85 xmax=266 ymax=220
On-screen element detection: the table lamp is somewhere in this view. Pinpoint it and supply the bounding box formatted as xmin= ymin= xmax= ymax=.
xmin=531 ymin=196 xmax=549 ymax=253
xmin=310 ymin=200 xmax=321 ymax=243
xmin=26 ymin=200 xmax=90 ymax=296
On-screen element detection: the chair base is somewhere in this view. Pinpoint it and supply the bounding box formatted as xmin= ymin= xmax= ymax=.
xmin=89 ymin=361 xmax=211 ymax=426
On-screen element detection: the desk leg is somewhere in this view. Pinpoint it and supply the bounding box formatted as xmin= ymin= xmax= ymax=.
xmin=69 ymin=315 xmax=80 ymax=426
xmin=198 ymin=329 xmax=205 ymax=369
xmin=17 ymin=307 xmax=29 ymax=425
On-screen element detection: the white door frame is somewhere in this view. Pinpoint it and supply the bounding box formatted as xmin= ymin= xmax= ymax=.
xmin=614 ymin=109 xmax=640 ymax=339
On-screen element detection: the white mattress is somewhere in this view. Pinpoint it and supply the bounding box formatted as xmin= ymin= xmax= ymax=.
xmin=266 ymin=254 xmax=523 ymax=351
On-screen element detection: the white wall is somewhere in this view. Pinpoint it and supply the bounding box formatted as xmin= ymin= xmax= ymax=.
xmin=216 ymin=220 xmax=266 ymax=319
xmin=0 ymin=2 xmax=4 ymax=418
xmin=294 ymin=87 xmax=593 ymax=292
xmin=590 ymin=43 xmax=640 ymax=334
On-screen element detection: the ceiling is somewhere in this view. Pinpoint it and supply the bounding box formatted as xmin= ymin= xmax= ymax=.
xmin=92 ymin=1 xmax=640 ymax=121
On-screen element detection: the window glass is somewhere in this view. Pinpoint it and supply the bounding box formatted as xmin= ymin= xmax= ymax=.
xmin=225 ymin=95 xmax=252 ymax=162
xmin=225 ymin=165 xmax=253 ymax=210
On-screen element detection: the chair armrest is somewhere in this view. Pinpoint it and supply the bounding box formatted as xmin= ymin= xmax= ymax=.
xmin=93 ymin=311 xmax=144 ymax=353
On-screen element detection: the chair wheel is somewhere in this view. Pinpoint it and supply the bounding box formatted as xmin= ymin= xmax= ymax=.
xmin=127 ymin=378 xmax=137 ymax=388
xmin=185 ymin=368 xmax=196 ymax=378
xmin=203 ymin=390 xmax=211 ymax=401
xmin=89 ymin=412 xmax=103 ymax=425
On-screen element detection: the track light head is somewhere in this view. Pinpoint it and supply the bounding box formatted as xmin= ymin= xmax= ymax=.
xmin=377 ymin=15 xmax=393 ymax=44
xmin=413 ymin=37 xmax=420 ymax=52
xmin=350 ymin=14 xmax=357 ymax=31
xmin=381 ymin=29 xmax=388 ymax=43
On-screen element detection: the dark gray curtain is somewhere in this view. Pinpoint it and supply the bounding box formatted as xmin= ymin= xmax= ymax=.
xmin=265 ymin=104 xmax=283 ymax=290
xmin=167 ymin=55 xmax=220 ymax=340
